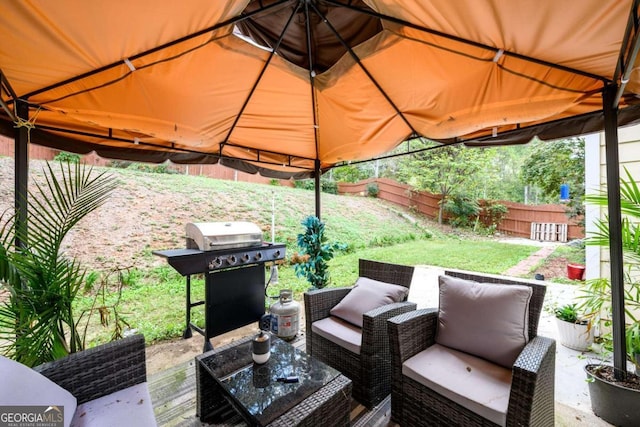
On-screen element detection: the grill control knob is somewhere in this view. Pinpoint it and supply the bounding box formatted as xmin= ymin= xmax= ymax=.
xmin=241 ymin=253 xmax=250 ymax=263
xmin=227 ymin=255 xmax=237 ymax=266
xmin=209 ymin=257 xmax=223 ymax=269
xmin=273 ymin=250 xmax=281 ymax=258
xmin=254 ymin=252 xmax=263 ymax=261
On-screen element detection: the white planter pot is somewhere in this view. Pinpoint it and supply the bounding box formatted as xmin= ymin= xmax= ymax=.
xmin=555 ymin=318 xmax=594 ymax=351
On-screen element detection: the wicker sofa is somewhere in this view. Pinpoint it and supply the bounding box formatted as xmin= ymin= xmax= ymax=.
xmin=304 ymin=259 xmax=416 ymax=408
xmin=32 ymin=334 xmax=155 ymax=426
xmin=387 ymin=270 xmax=555 ymax=426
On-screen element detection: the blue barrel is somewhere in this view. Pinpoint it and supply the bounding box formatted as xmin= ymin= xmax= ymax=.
xmin=560 ymin=183 xmax=570 ymax=201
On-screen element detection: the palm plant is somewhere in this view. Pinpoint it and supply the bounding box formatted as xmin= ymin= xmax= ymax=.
xmin=583 ymin=167 xmax=640 ymax=373
xmin=0 ymin=162 xmax=117 ymax=366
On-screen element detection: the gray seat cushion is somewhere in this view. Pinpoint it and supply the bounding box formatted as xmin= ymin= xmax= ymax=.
xmin=311 ymin=316 xmax=362 ymax=355
xmin=403 ymin=343 xmax=512 ymax=427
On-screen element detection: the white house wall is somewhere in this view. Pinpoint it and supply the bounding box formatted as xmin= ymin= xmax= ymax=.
xmin=585 ymin=123 xmax=640 ymax=280
xmin=584 ymin=132 xmax=601 ymax=280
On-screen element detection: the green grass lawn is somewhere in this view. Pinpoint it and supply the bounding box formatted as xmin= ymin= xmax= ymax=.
xmin=76 ymin=237 xmax=539 ymax=345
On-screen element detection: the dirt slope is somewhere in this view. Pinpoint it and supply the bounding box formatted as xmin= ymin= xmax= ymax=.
xmin=1 ymin=157 xmax=436 ymax=273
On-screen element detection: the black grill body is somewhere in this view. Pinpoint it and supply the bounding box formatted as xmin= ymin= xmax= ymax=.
xmin=154 ymin=242 xmax=285 ymax=352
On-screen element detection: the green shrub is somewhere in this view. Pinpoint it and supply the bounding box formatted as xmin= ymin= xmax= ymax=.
xmin=368 ymin=232 xmax=417 ymax=248
xmin=366 ymin=183 xmax=379 ymax=198
xmin=54 ymin=151 xmax=81 ymax=163
xmin=442 ymin=195 xmax=480 ymax=228
xmin=293 ymin=179 xmax=314 ymax=190
xmin=152 ymin=164 xmax=175 ymax=174
xmin=321 ymin=180 xmax=338 ymax=194
xmin=123 ymin=162 xmax=177 ymax=174
xmin=482 ymin=201 xmax=508 ymax=228
xmin=292 ymin=178 xmax=338 ymax=194
xmin=108 ymin=160 xmax=133 ymax=169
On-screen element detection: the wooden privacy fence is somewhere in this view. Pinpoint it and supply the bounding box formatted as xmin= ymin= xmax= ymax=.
xmin=338 ymin=178 xmax=584 ymax=241
xmin=0 ymin=136 xmax=293 ymax=187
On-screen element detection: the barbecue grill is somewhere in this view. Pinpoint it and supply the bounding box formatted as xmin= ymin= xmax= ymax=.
xmin=154 ymin=221 xmax=285 ymax=351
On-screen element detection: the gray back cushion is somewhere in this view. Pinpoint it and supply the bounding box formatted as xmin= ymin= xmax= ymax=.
xmin=435 ymin=275 xmax=532 ymax=368
xmin=330 ymin=276 xmax=409 ymax=328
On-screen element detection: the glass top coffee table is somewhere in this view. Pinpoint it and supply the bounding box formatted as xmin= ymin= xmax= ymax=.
xmin=196 ymin=334 xmax=352 ymax=426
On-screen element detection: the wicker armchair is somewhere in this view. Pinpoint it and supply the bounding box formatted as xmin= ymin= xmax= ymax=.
xmin=34 ymin=334 xmax=148 ymax=405
xmin=304 ymin=259 xmax=416 ymax=408
xmin=388 ymin=270 xmax=555 ymax=426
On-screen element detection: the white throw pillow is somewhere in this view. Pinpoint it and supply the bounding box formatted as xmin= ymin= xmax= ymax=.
xmin=0 ymin=355 xmax=77 ymax=427
xmin=435 ymin=275 xmax=532 ymax=368
xmin=330 ymin=276 xmax=409 ymax=327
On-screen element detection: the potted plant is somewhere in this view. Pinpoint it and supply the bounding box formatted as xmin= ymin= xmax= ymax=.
xmin=0 ymin=162 xmax=121 ymax=367
xmin=582 ymin=167 xmax=640 ymax=426
xmin=294 ymin=215 xmax=345 ymax=290
xmin=554 ymin=303 xmax=594 ymax=351
xmin=582 ymin=316 xmax=640 ymax=427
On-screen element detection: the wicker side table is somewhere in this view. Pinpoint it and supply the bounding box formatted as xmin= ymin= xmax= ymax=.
xmin=196 ymin=335 xmax=352 ymax=426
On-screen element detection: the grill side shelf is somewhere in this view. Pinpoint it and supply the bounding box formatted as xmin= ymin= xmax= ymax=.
xmin=153 ymin=244 xmax=286 ymax=276
xmin=153 ymin=248 xmax=207 ymax=276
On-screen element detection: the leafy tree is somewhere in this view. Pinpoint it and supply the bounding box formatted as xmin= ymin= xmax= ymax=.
xmin=330 ymin=139 xmax=530 ymax=210
xmin=521 ymin=137 xmax=585 ymax=217
xmin=330 ymin=156 xmax=401 ymax=183
xmin=331 ymin=164 xmax=371 ymax=183
xmin=396 ymin=139 xmax=492 ymax=223
xmin=481 ymin=145 xmax=528 ymax=202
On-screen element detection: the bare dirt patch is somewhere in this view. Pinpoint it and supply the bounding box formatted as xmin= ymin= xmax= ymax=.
xmin=530 ymin=252 xmax=588 ymax=283
xmin=532 ymin=255 xmax=573 ymax=281
xmin=145 ymin=325 xmax=258 ymax=375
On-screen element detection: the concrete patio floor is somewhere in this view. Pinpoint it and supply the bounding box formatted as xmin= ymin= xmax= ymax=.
xmin=409 ymin=265 xmax=613 ymax=426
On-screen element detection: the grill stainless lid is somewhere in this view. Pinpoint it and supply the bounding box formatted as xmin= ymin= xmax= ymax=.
xmin=186 ymin=221 xmax=263 ymax=251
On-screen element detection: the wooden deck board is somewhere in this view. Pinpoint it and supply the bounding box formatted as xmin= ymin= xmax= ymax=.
xmin=148 ymin=336 xmax=396 ymax=426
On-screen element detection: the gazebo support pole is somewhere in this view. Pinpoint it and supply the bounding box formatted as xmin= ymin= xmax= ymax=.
xmin=14 ymin=99 xmax=29 ymax=248
xmin=603 ymin=84 xmax=627 ymax=378
xmin=314 ymin=159 xmax=321 ymax=220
